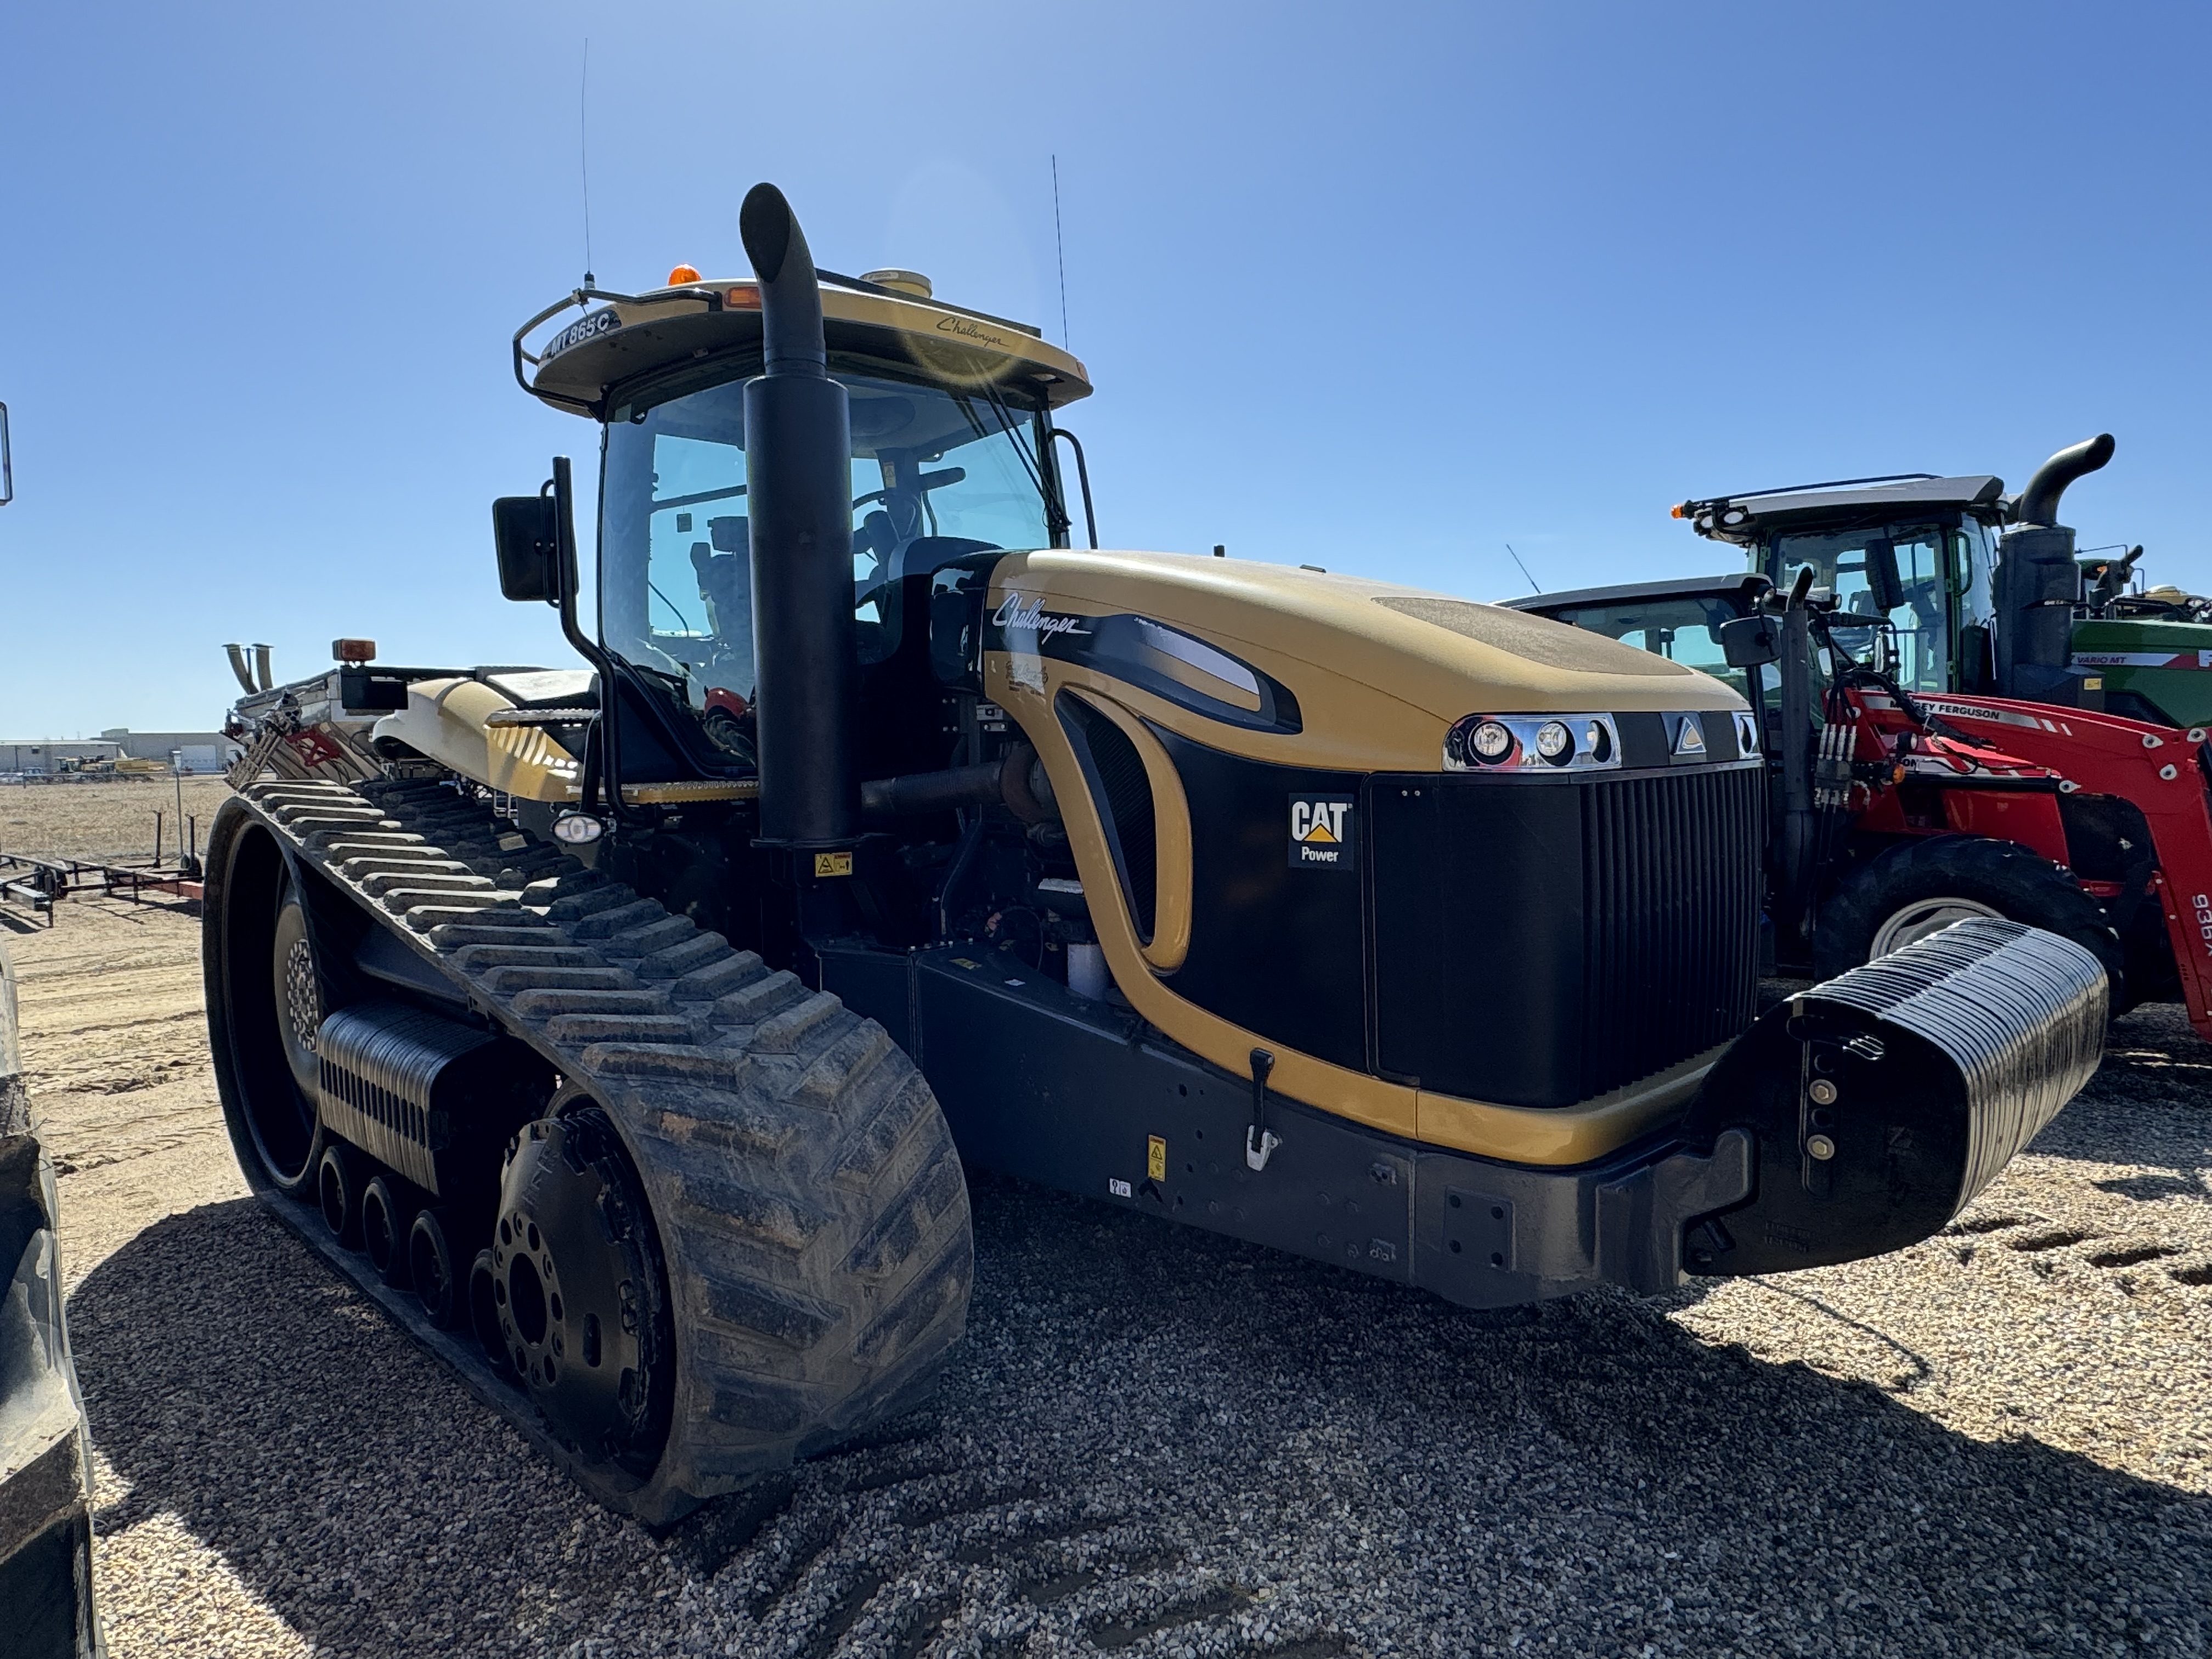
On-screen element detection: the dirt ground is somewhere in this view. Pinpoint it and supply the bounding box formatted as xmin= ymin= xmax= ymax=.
xmin=0 ymin=775 xmax=234 ymax=866
xmin=7 ymin=793 xmax=2210 ymax=1656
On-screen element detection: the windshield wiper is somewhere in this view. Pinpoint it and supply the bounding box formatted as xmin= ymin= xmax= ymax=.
xmin=648 ymin=580 xmax=703 ymax=636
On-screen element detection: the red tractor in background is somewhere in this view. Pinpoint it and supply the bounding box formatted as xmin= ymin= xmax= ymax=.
xmin=1516 ymin=437 xmax=2212 ymax=1036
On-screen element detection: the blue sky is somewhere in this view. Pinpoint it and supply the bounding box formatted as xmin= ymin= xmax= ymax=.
xmin=2 ymin=1 xmax=2205 ymax=735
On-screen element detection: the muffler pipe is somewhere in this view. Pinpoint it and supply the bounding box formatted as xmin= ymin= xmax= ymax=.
xmin=252 ymin=643 xmax=274 ymax=692
xmin=740 ymin=183 xmax=859 ymax=850
xmin=2015 ymin=433 xmax=2114 ymax=528
xmin=1997 ymin=434 xmax=2114 ymax=700
xmin=860 ymin=745 xmax=1053 ymax=824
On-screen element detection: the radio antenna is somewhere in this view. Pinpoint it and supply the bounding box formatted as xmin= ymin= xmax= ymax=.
xmin=1051 ymin=155 xmax=1070 ymax=349
xmin=579 ymin=40 xmax=595 ymax=287
xmin=1504 ymin=542 xmax=1539 ymax=593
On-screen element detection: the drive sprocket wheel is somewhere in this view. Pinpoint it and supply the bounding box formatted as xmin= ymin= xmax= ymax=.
xmin=490 ymin=1103 xmax=674 ymax=1478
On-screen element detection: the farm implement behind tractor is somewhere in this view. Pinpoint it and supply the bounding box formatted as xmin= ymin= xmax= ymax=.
xmin=1517 ymin=436 xmax=2212 ymax=1033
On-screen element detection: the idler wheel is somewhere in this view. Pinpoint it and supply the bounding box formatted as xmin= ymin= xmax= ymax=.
xmin=488 ymin=1107 xmax=673 ymax=1476
xmin=271 ymin=880 xmax=324 ymax=1098
xmin=228 ymin=856 xmax=326 ymax=1196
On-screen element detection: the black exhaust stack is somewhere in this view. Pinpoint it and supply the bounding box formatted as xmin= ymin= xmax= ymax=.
xmin=1994 ymin=433 xmax=2113 ymax=704
xmin=740 ymin=183 xmax=860 ymax=852
xmin=2015 ymin=432 xmax=2115 ymax=529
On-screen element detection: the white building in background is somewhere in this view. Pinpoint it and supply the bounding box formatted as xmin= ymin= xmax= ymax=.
xmin=100 ymin=730 xmax=240 ymax=774
xmin=0 ymin=740 xmax=121 ymax=774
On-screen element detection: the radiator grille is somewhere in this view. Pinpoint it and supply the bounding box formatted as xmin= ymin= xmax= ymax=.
xmin=1579 ymin=766 xmax=1763 ymax=1099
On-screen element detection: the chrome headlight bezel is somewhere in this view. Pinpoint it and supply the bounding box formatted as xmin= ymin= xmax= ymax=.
xmin=1444 ymin=713 xmax=1623 ymax=772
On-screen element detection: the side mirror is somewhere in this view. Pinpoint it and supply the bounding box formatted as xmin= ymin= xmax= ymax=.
xmin=1863 ymin=537 xmax=1905 ymax=614
xmin=1718 ymin=613 xmax=1782 ymax=668
xmin=493 ymin=494 xmax=561 ymax=602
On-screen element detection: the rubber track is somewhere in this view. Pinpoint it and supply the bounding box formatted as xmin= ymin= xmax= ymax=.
xmin=230 ymin=777 xmax=974 ymax=1524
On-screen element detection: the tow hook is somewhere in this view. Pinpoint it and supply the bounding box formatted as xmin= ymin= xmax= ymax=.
xmin=1245 ymin=1047 xmax=1280 ymax=1172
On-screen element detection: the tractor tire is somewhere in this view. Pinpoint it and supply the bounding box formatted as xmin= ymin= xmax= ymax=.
xmin=202 ymin=778 xmax=973 ymax=1525
xmin=1813 ymin=835 xmax=2124 ymax=998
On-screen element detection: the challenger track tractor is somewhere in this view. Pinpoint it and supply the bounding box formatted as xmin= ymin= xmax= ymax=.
xmin=206 ymin=187 xmax=2110 ymax=1523
xmin=1516 ymin=437 xmax=2212 ymax=1027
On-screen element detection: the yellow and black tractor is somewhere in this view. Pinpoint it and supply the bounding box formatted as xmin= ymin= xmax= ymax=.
xmin=205 ymin=187 xmax=2109 ymax=1525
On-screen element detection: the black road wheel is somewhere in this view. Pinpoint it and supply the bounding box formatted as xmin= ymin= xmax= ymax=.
xmin=360 ymin=1175 xmax=415 ymax=1282
xmin=408 ymin=1208 xmax=464 ymax=1327
xmin=469 ymin=1248 xmax=514 ymax=1375
xmin=1815 ymin=835 xmax=2124 ymax=993
xmin=204 ymin=808 xmax=326 ymax=1195
xmin=489 ymin=1103 xmax=674 ymax=1481
xmin=318 ymin=1142 xmax=364 ymax=1245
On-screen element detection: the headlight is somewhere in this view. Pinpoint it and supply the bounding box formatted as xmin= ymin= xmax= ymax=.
xmin=553 ymin=813 xmax=605 ymax=845
xmin=1442 ymin=712 xmax=1625 ymax=773
xmin=1734 ymin=710 xmax=1760 ymax=755
xmin=1469 ymin=720 xmax=1514 ymax=761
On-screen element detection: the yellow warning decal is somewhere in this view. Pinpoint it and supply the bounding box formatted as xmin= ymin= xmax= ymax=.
xmin=814 ymin=850 xmax=855 ymax=878
xmin=1147 ymin=1135 xmax=1167 ymax=1182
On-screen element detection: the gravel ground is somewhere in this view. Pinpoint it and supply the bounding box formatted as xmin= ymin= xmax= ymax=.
xmin=10 ymin=900 xmax=2211 ymax=1658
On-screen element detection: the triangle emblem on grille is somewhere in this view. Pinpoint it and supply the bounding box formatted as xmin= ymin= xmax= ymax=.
xmin=1673 ymin=715 xmax=1706 ymax=755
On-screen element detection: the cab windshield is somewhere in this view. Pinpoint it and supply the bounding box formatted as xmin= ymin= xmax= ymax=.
xmin=599 ymin=364 xmax=1055 ymax=751
xmin=1538 ymin=595 xmax=1756 ymax=701
xmin=1764 ymin=524 xmax=1948 ymax=691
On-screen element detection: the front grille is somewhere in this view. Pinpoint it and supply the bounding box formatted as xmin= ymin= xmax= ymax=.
xmin=1579 ymin=767 xmax=1763 ymax=1100
xmin=1370 ymin=763 xmax=1764 ymax=1110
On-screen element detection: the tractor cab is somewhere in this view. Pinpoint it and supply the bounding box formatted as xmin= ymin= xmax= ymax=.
xmin=1669 ymin=438 xmax=2212 ymax=731
xmin=1676 ymin=473 xmax=2006 ymax=699
xmin=510 ymin=266 xmax=1097 ymax=788
xmin=1506 ymin=476 xmax=2008 ymax=754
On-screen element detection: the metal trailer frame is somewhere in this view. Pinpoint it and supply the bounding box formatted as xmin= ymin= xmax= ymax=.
xmin=0 ymin=855 xmax=203 ymax=928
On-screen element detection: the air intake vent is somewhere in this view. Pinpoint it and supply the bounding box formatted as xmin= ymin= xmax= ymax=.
xmin=1057 ymin=694 xmax=1157 ymax=941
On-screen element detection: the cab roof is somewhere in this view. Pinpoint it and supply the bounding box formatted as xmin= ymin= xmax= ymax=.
xmin=1679 ymin=473 xmax=2006 ymax=545
xmin=517 ymin=273 xmax=1093 ymax=420
xmin=1506 ymin=572 xmax=1770 ymax=616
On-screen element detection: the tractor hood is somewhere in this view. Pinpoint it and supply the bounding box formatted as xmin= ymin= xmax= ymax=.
xmin=980 ymin=550 xmax=1748 ymax=774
